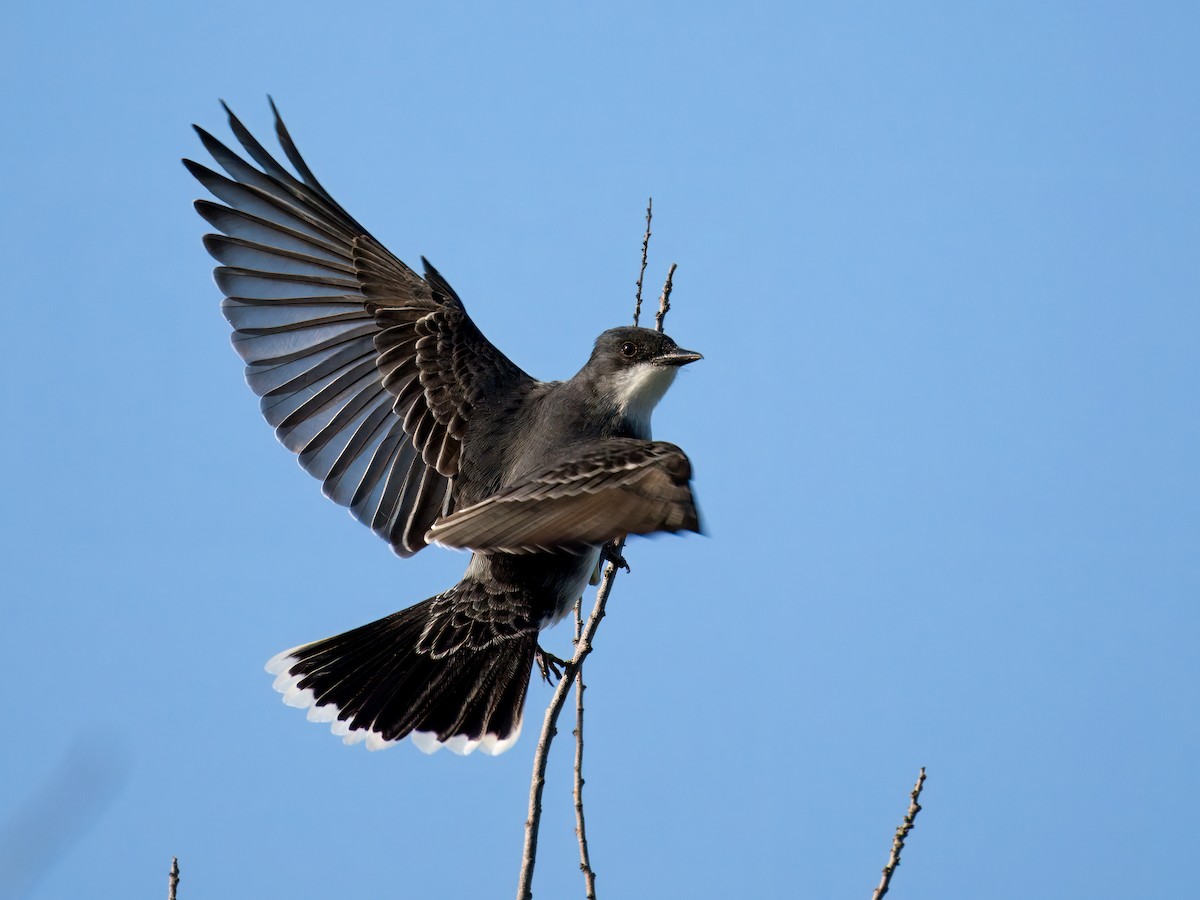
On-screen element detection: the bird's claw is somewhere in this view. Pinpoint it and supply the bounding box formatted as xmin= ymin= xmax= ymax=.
xmin=602 ymin=541 xmax=631 ymax=573
xmin=535 ymin=646 xmax=568 ymax=684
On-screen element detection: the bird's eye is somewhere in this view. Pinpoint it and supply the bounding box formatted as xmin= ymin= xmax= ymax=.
xmin=620 ymin=341 xmax=637 ymax=358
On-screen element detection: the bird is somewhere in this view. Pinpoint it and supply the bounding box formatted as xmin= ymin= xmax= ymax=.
xmin=185 ymin=100 xmax=703 ymax=756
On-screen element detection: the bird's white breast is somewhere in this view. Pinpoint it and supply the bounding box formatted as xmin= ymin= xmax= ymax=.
xmin=607 ymin=364 xmax=678 ymax=439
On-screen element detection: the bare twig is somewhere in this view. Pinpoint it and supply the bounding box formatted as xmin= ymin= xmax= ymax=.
xmin=572 ymin=604 xmax=597 ymax=898
xmin=633 ymin=199 xmax=652 ymax=327
xmin=168 ymin=857 xmax=179 ymax=900
xmin=517 ymin=538 xmax=626 ymax=900
xmin=654 ymin=263 xmax=677 ymax=334
xmin=520 ymin=208 xmax=682 ymax=899
xmin=871 ymin=768 xmax=926 ymax=900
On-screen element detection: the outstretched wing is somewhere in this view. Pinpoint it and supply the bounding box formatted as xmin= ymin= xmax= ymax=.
xmin=186 ymin=100 xmax=533 ymax=556
xmin=425 ymin=439 xmax=700 ymax=554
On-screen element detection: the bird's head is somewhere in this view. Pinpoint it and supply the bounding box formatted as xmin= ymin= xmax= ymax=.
xmin=578 ymin=326 xmax=702 ymax=435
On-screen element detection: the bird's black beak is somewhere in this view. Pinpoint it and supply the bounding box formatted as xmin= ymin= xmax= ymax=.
xmin=657 ymin=347 xmax=704 ymax=367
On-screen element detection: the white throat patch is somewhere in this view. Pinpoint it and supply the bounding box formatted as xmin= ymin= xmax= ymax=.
xmin=607 ymin=363 xmax=678 ymax=439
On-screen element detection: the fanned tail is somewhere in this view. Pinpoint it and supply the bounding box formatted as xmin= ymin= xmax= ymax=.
xmin=266 ymin=587 xmax=538 ymax=755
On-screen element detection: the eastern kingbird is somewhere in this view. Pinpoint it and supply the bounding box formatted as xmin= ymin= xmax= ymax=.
xmin=186 ymin=102 xmax=702 ymax=755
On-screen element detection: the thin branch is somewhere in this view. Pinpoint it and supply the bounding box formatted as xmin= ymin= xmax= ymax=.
xmin=572 ymin=604 xmax=597 ymax=898
xmin=517 ymin=539 xmax=625 ymax=900
xmin=654 ymin=263 xmax=677 ymax=334
xmin=871 ymin=768 xmax=926 ymax=900
xmin=633 ymin=199 xmax=653 ymax=327
xmin=168 ymin=857 xmax=179 ymax=900
xmin=519 ymin=207 xmax=681 ymax=899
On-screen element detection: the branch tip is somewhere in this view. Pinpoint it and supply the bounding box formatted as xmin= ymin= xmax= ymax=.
xmin=633 ymin=199 xmax=653 ymax=327
xmin=871 ymin=768 xmax=927 ymax=900
xmin=654 ymin=263 xmax=677 ymax=334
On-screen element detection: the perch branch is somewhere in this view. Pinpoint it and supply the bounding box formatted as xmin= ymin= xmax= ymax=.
xmin=518 ymin=210 xmax=680 ymax=899
xmin=572 ymin=603 xmax=597 ymax=899
xmin=168 ymin=857 xmax=179 ymax=900
xmin=517 ymin=538 xmax=625 ymax=900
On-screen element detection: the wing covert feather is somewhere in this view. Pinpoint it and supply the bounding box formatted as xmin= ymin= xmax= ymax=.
xmin=426 ymin=440 xmax=700 ymax=554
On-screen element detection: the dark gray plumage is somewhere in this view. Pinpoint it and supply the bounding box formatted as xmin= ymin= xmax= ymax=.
xmin=187 ymin=101 xmax=702 ymax=754
xmin=428 ymin=439 xmax=698 ymax=554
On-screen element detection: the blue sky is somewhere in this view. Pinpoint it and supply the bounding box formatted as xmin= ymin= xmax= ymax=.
xmin=2 ymin=2 xmax=1197 ymax=898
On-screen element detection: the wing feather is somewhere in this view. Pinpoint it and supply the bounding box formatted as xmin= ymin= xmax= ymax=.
xmin=426 ymin=439 xmax=700 ymax=554
xmin=188 ymin=101 xmax=531 ymax=555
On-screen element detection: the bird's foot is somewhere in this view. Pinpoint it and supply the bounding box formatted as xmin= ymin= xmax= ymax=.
xmin=535 ymin=646 xmax=569 ymax=684
xmin=601 ymin=540 xmax=631 ymax=573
